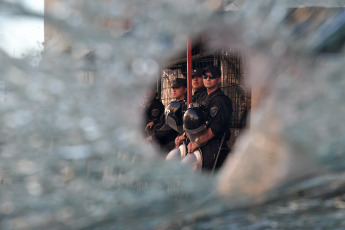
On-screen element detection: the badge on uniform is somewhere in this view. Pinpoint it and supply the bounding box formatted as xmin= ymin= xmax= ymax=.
xmin=152 ymin=109 xmax=159 ymax=117
xmin=210 ymin=106 xmax=218 ymax=117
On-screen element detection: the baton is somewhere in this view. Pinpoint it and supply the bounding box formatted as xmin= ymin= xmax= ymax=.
xmin=211 ymin=132 xmax=226 ymax=175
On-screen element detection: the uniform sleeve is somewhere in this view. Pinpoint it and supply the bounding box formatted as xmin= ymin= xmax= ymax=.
xmin=152 ymin=113 xmax=165 ymax=131
xmin=153 ymin=123 xmax=177 ymax=142
xmin=150 ymin=101 xmax=165 ymax=125
xmin=208 ymin=96 xmax=232 ymax=138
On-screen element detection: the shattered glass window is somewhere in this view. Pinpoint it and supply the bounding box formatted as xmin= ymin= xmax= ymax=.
xmin=0 ymin=0 xmax=345 ymax=229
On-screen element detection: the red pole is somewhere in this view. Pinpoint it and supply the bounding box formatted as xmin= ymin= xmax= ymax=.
xmin=187 ymin=39 xmax=192 ymax=105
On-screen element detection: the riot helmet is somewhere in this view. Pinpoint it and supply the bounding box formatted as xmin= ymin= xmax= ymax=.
xmin=183 ymin=104 xmax=208 ymax=144
xmin=165 ymin=100 xmax=184 ymax=134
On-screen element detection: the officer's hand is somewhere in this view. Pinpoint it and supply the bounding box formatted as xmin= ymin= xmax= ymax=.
xmin=175 ymin=135 xmax=186 ymax=147
xmin=187 ymin=142 xmax=198 ymax=153
xmin=145 ymin=122 xmax=154 ymax=132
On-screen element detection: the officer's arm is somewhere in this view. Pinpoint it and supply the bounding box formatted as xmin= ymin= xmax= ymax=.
xmin=154 ymin=123 xmax=175 ymax=140
xmin=175 ymin=133 xmax=186 ymax=147
xmin=151 ymin=103 xmax=164 ymax=125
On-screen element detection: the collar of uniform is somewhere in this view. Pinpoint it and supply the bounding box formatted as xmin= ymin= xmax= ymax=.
xmin=195 ymin=87 xmax=207 ymax=95
xmin=207 ymin=88 xmax=222 ymax=97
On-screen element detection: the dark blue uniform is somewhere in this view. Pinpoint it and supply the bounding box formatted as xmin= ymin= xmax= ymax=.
xmin=152 ymin=100 xmax=187 ymax=154
xmin=145 ymin=98 xmax=164 ymax=126
xmin=200 ymin=88 xmax=233 ymax=170
xmin=192 ymin=87 xmax=207 ymax=104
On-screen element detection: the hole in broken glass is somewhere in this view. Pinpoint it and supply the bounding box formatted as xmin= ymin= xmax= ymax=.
xmin=141 ymin=30 xmax=250 ymax=173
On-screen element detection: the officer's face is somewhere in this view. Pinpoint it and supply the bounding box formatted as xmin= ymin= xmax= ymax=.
xmin=203 ymin=71 xmax=221 ymax=89
xmin=192 ymin=75 xmax=204 ymax=90
xmin=172 ymin=86 xmax=186 ymax=100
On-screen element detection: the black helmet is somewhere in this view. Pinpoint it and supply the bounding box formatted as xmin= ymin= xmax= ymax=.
xmin=165 ymin=100 xmax=184 ymax=134
xmin=183 ymin=105 xmax=207 ymax=143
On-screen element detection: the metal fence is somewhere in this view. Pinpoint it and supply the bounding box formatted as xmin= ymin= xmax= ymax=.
xmin=219 ymin=49 xmax=250 ymax=129
xmin=160 ymin=69 xmax=185 ymax=106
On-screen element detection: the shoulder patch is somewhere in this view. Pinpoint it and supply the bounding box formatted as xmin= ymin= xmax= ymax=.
xmin=210 ymin=106 xmax=218 ymax=117
xmin=151 ymin=109 xmax=159 ymax=117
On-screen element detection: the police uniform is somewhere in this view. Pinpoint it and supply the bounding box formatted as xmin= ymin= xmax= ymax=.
xmin=144 ymin=96 xmax=164 ymax=128
xmin=142 ymin=94 xmax=164 ymax=136
xmin=152 ymin=99 xmax=186 ymax=154
xmin=152 ymin=78 xmax=187 ymax=155
xmin=191 ymin=68 xmax=207 ymax=105
xmin=192 ymin=87 xmax=207 ymax=104
xmin=165 ymin=87 xmax=206 ymax=162
xmin=200 ymin=88 xmax=233 ymax=170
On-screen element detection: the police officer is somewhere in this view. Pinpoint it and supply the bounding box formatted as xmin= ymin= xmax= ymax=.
xmin=192 ymin=68 xmax=207 ymax=104
xmin=143 ymin=88 xmax=164 ymax=136
xmin=146 ymin=78 xmax=187 ymax=154
xmin=185 ymin=65 xmax=233 ymax=171
xmin=174 ymin=68 xmax=207 ymax=147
